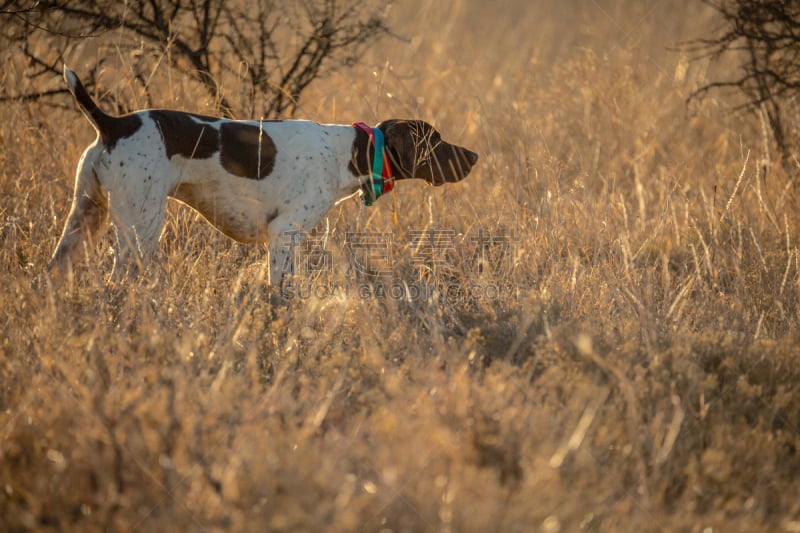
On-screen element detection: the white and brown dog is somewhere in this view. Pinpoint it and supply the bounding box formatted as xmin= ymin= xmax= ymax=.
xmin=50 ymin=67 xmax=478 ymax=290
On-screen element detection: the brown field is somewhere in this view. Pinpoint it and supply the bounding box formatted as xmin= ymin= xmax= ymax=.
xmin=2 ymin=0 xmax=800 ymax=531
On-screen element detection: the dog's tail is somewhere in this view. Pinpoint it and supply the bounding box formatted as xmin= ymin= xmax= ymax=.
xmin=63 ymin=66 xmax=117 ymax=144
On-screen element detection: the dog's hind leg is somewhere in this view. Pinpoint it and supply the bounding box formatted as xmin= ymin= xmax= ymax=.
xmin=108 ymin=206 xmax=166 ymax=281
xmin=49 ymin=145 xmax=110 ymax=275
xmin=104 ymin=160 xmax=172 ymax=282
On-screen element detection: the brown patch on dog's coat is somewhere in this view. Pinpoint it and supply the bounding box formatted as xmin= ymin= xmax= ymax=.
xmin=149 ymin=112 xmax=278 ymax=180
xmin=102 ymin=114 xmax=144 ymax=151
xmin=219 ymin=122 xmax=278 ymax=180
xmin=149 ymin=110 xmax=220 ymax=160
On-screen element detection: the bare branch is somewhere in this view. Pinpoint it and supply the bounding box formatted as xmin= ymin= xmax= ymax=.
xmin=686 ymin=0 xmax=800 ymax=159
xmin=0 ymin=0 xmax=391 ymax=118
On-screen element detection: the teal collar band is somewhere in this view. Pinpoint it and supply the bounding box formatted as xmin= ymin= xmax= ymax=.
xmin=353 ymin=122 xmax=394 ymax=206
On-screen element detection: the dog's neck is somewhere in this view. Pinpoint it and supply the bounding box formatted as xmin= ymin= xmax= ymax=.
xmin=336 ymin=124 xmax=389 ymax=203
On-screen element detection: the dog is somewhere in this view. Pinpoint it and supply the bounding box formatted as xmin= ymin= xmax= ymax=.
xmin=50 ymin=67 xmax=478 ymax=292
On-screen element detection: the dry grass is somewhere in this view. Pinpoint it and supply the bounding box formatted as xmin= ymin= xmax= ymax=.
xmin=2 ymin=0 xmax=800 ymax=531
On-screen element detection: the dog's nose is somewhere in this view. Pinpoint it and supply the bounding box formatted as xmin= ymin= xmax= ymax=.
xmin=465 ymin=150 xmax=479 ymax=165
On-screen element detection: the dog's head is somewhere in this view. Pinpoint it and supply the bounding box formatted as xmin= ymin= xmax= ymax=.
xmin=377 ymin=119 xmax=478 ymax=186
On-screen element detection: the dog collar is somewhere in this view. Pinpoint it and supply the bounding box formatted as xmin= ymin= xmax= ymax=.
xmin=353 ymin=122 xmax=394 ymax=206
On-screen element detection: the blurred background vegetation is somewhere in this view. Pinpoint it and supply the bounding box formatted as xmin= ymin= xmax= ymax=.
xmin=0 ymin=0 xmax=798 ymax=531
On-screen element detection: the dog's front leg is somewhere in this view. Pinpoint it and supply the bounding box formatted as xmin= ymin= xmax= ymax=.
xmin=267 ymin=238 xmax=295 ymax=305
xmin=266 ymin=203 xmax=331 ymax=304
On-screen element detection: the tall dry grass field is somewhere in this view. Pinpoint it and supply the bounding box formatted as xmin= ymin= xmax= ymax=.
xmin=2 ymin=0 xmax=799 ymax=530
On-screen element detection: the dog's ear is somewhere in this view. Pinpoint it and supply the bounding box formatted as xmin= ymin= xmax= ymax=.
xmin=378 ymin=120 xmax=415 ymax=179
